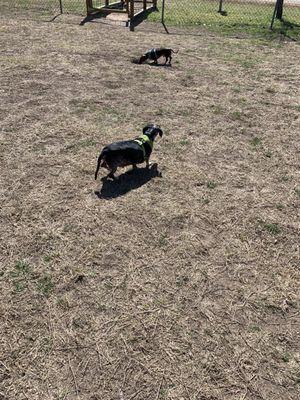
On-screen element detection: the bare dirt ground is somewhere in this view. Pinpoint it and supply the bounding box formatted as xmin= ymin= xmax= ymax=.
xmin=0 ymin=13 xmax=300 ymax=400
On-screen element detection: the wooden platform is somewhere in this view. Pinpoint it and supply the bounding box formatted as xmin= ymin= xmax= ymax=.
xmin=105 ymin=12 xmax=130 ymax=27
xmin=85 ymin=0 xmax=158 ymax=30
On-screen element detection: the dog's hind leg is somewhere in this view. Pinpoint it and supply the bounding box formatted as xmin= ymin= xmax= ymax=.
xmin=128 ymin=163 xmax=138 ymax=175
xmin=104 ymin=167 xmax=117 ymax=181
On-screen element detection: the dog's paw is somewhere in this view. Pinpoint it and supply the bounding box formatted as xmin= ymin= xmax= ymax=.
xmin=149 ymin=163 xmax=158 ymax=170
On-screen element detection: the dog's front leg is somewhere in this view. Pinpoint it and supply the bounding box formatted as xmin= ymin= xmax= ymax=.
xmin=145 ymin=158 xmax=150 ymax=168
xmin=107 ymin=167 xmax=117 ymax=180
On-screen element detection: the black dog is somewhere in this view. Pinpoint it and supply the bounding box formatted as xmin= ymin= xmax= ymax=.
xmin=138 ymin=48 xmax=178 ymax=66
xmin=95 ymin=124 xmax=163 ymax=181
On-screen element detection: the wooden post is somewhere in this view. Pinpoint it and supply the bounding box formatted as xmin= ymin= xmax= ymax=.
xmin=129 ymin=0 xmax=134 ymax=18
xmin=86 ymin=0 xmax=93 ymax=14
xmin=153 ymin=0 xmax=157 ymax=10
xmin=129 ymin=0 xmax=134 ymax=31
xmin=143 ymin=0 xmax=146 ymax=11
xmin=105 ymin=0 xmax=109 ymax=6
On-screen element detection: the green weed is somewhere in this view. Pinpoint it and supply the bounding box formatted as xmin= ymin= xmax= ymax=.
xmin=179 ymin=138 xmax=190 ymax=146
xmin=230 ymin=110 xmax=242 ymax=120
xmin=250 ymin=137 xmax=262 ymax=147
xmin=206 ymin=181 xmax=217 ymax=189
xmin=249 ymin=325 xmax=261 ymax=332
xmin=14 ymin=260 xmax=30 ymax=274
xmin=158 ymin=233 xmax=168 ymax=247
xmin=264 ymin=150 xmax=272 ymax=158
xmin=281 ymin=174 xmax=290 ymax=182
xmin=202 ymin=198 xmax=210 ymax=204
xmin=38 ymin=275 xmax=54 ymax=296
xmin=282 ymin=353 xmax=291 ymax=363
xmin=211 ymin=105 xmax=223 ymax=115
xmin=259 ymin=221 xmax=281 ymax=235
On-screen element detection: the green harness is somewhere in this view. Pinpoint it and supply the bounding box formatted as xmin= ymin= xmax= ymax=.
xmin=133 ymin=134 xmax=153 ymax=158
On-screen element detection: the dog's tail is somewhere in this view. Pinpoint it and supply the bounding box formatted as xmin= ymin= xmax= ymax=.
xmin=171 ymin=49 xmax=179 ymax=54
xmin=95 ymin=152 xmax=104 ymax=180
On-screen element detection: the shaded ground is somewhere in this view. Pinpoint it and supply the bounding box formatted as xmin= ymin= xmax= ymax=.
xmin=0 ymin=14 xmax=300 ymax=400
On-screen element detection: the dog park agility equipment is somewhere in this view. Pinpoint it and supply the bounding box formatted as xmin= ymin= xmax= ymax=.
xmin=85 ymin=0 xmax=158 ymax=30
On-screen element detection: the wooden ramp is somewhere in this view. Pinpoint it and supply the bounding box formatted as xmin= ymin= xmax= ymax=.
xmin=86 ymin=0 xmax=158 ymax=30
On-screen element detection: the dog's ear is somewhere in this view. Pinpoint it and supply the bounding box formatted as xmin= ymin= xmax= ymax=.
xmin=158 ymin=128 xmax=163 ymax=138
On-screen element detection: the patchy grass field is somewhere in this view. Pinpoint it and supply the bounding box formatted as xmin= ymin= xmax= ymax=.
xmin=1 ymin=13 xmax=300 ymax=400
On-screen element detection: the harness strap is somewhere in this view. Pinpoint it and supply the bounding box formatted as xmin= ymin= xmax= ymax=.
xmin=133 ymin=134 xmax=153 ymax=158
xmin=150 ymin=48 xmax=157 ymax=59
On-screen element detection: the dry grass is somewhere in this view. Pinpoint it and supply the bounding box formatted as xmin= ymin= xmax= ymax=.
xmin=0 ymin=13 xmax=300 ymax=400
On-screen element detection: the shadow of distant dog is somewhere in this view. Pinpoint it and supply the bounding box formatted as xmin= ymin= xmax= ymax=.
xmin=95 ymin=164 xmax=162 ymax=200
xmin=131 ymin=58 xmax=172 ymax=67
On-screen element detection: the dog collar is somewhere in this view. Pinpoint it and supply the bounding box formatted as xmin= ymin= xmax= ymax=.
xmin=150 ymin=48 xmax=157 ymax=59
xmin=134 ymin=134 xmax=153 ymax=157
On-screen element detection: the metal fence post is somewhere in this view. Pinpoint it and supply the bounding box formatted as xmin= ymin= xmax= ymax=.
xmin=59 ymin=0 xmax=63 ymax=14
xmin=276 ymin=0 xmax=284 ymax=19
xmin=270 ymin=0 xmax=279 ymax=29
xmin=218 ymin=0 xmax=223 ymax=14
xmin=161 ymin=0 xmax=169 ymax=33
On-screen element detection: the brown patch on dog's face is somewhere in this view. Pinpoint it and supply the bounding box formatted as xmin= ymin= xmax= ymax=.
xmin=138 ymin=55 xmax=148 ymax=64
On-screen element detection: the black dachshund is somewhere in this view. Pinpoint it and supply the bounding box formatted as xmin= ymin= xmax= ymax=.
xmin=95 ymin=124 xmax=163 ymax=181
xmin=138 ymin=48 xmax=178 ymax=66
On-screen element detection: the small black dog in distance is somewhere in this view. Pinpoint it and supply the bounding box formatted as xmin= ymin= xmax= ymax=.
xmin=95 ymin=124 xmax=163 ymax=181
xmin=138 ymin=48 xmax=178 ymax=66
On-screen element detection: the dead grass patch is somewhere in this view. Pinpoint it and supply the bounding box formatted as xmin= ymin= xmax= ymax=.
xmin=0 ymin=14 xmax=300 ymax=400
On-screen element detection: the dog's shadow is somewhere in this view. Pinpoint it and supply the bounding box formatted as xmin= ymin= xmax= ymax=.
xmin=149 ymin=63 xmax=172 ymax=68
xmin=131 ymin=59 xmax=172 ymax=68
xmin=95 ymin=164 xmax=162 ymax=200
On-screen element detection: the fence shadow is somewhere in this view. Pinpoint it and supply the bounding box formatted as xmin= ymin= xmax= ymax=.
xmin=281 ymin=18 xmax=300 ymax=29
xmin=94 ymin=164 xmax=162 ymax=200
xmin=79 ymin=13 xmax=104 ymax=25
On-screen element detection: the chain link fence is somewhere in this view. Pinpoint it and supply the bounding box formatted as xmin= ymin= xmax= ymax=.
xmin=1 ymin=0 xmax=300 ymax=34
xmin=155 ymin=0 xmax=300 ymax=33
xmin=0 ymin=0 xmax=86 ymax=15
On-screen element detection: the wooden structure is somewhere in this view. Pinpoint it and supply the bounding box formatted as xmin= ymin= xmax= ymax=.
xmin=86 ymin=0 xmax=158 ymax=30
